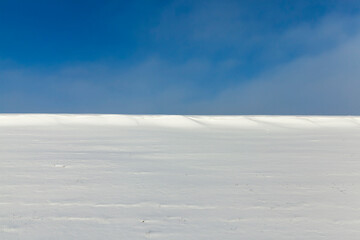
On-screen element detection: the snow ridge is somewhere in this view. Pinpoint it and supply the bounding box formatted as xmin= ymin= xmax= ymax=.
xmin=0 ymin=114 xmax=359 ymax=128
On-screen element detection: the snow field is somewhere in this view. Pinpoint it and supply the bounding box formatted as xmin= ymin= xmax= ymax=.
xmin=1 ymin=115 xmax=360 ymax=239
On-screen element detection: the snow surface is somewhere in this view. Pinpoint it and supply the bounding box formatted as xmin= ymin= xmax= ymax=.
xmin=1 ymin=114 xmax=360 ymax=239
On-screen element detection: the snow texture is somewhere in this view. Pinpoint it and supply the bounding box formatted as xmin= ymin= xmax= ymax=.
xmin=1 ymin=114 xmax=360 ymax=239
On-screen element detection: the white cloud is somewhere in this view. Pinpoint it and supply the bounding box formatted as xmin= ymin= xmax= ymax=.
xmin=202 ymin=33 xmax=360 ymax=114
xmin=2 ymin=4 xmax=360 ymax=114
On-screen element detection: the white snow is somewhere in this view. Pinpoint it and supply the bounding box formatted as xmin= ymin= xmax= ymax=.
xmin=1 ymin=114 xmax=360 ymax=239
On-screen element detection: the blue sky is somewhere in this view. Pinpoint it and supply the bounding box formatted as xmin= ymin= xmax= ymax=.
xmin=1 ymin=0 xmax=360 ymax=114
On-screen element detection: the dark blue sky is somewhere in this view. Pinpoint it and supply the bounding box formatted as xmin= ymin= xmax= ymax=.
xmin=1 ymin=0 xmax=360 ymax=114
